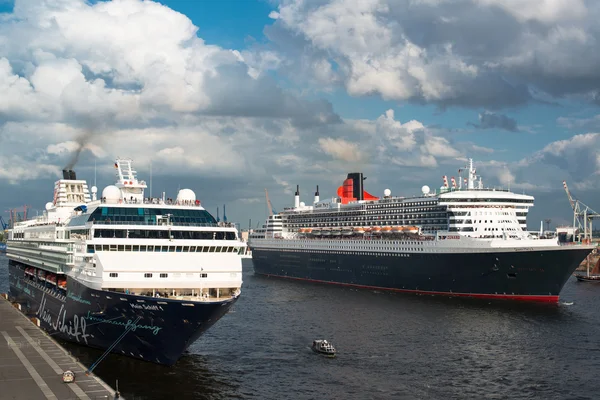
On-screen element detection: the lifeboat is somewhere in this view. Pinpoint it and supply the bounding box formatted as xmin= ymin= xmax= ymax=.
xmin=298 ymin=228 xmax=307 ymax=234
xmin=331 ymin=227 xmax=342 ymax=236
xmin=38 ymin=270 xmax=46 ymax=281
xmin=381 ymin=226 xmax=393 ymax=234
xmin=311 ymin=227 xmax=322 ymax=235
xmin=392 ymin=226 xmax=403 ymax=233
xmin=46 ymin=273 xmax=57 ymax=285
xmin=405 ymin=226 xmax=419 ymax=234
xmin=321 ymin=228 xmax=332 ymax=236
xmin=372 ymin=226 xmax=382 ymax=234
xmin=353 ymin=226 xmax=365 ymax=234
xmin=342 ymin=227 xmax=354 ymax=236
xmin=305 ymin=228 xmax=313 ymax=234
xmin=57 ymin=277 xmax=67 ymax=290
xmin=363 ymin=227 xmax=372 ymax=233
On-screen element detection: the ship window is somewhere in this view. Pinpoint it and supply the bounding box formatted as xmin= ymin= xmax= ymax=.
xmin=144 ymin=273 xmax=153 ymax=278
xmin=133 ymin=245 xmax=139 ymax=251
xmin=183 ymin=246 xmax=190 ymax=252
xmin=109 ymin=273 xmax=118 ymax=277
xmin=160 ymin=273 xmax=168 ymax=278
xmin=140 ymin=245 xmax=147 ymax=252
xmin=209 ymin=246 xmax=215 ymax=252
xmin=161 ymin=246 xmax=168 ymax=252
xmin=118 ymin=245 xmax=124 ymax=251
xmin=200 ymin=273 xmax=207 ymax=278
xmin=168 ymin=246 xmax=175 ymax=252
xmin=189 ymin=246 xmax=196 ymax=252
xmin=176 ymin=246 xmax=183 ymax=252
xmin=202 ymin=246 xmax=209 ymax=252
xmin=125 ymin=245 xmax=132 ymax=251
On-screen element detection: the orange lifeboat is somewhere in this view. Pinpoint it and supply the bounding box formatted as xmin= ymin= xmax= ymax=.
xmin=381 ymin=226 xmax=393 ymax=234
xmin=363 ymin=227 xmax=372 ymax=233
xmin=405 ymin=226 xmax=419 ymax=234
xmin=353 ymin=226 xmax=365 ymax=234
xmin=299 ymin=228 xmax=307 ymax=234
xmin=392 ymin=226 xmax=402 ymax=233
xmin=372 ymin=226 xmax=382 ymax=234
xmin=305 ymin=228 xmax=313 ymax=234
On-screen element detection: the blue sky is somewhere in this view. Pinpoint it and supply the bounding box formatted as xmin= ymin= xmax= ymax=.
xmin=1 ymin=0 xmax=600 ymax=229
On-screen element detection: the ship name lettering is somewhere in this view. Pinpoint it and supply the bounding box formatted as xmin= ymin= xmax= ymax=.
xmin=129 ymin=303 xmax=164 ymax=312
xmin=36 ymin=293 xmax=90 ymax=344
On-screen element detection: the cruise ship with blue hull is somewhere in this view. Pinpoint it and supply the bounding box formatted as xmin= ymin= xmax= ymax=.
xmin=9 ymin=261 xmax=236 ymax=365
xmin=6 ymin=158 xmax=244 ymax=365
xmin=250 ymin=159 xmax=594 ymax=302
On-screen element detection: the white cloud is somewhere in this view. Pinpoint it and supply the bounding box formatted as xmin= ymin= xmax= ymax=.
xmin=268 ymin=0 xmax=600 ymax=108
xmin=318 ymin=138 xmax=364 ymax=163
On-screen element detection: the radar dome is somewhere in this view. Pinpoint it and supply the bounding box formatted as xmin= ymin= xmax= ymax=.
xmin=102 ymin=185 xmax=121 ymax=202
xmin=91 ymin=186 xmax=98 ymax=194
xmin=45 ymin=202 xmax=53 ymax=211
xmin=384 ymin=188 xmax=391 ymax=197
xmin=176 ymin=189 xmax=196 ymax=203
xmin=300 ymin=201 xmax=306 ymax=207
xmin=421 ymin=185 xmax=431 ymax=195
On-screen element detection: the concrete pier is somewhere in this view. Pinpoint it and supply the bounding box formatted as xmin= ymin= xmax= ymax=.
xmin=0 ymin=295 xmax=118 ymax=399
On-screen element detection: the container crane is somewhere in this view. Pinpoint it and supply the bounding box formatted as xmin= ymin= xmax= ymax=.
xmin=562 ymin=180 xmax=600 ymax=242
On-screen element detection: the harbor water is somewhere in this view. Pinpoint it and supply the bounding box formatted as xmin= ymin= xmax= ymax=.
xmin=1 ymin=254 xmax=599 ymax=400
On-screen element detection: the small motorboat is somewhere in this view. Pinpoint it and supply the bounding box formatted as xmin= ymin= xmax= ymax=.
xmin=311 ymin=339 xmax=336 ymax=357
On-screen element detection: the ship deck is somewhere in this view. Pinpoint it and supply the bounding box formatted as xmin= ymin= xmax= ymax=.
xmin=0 ymin=294 xmax=118 ymax=400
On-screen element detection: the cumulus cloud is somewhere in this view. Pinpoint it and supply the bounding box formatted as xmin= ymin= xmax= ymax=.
xmin=469 ymin=111 xmax=519 ymax=131
xmin=267 ymin=0 xmax=600 ymax=108
xmin=0 ymin=0 xmax=341 ymax=180
xmin=318 ymin=138 xmax=364 ymax=162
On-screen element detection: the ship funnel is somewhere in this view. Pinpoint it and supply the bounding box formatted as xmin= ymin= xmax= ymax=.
xmin=314 ymin=185 xmax=320 ymax=204
xmin=294 ymin=185 xmax=300 ymax=208
xmin=69 ymin=170 xmax=77 ymax=180
xmin=347 ymin=173 xmax=364 ymax=201
xmin=62 ymin=169 xmax=70 ymax=179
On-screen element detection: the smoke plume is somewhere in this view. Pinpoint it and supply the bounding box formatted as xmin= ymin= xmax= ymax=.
xmin=64 ymin=130 xmax=93 ymax=170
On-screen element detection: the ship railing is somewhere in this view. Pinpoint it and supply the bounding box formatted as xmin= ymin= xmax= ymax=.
xmin=100 ymin=198 xmax=203 ymax=207
xmin=89 ymin=220 xmax=236 ymax=227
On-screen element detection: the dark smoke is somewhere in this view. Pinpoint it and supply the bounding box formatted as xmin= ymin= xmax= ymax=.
xmin=64 ymin=130 xmax=94 ymax=170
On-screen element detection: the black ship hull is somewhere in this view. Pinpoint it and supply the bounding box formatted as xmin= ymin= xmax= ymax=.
xmin=8 ymin=260 xmax=237 ymax=365
xmin=252 ymin=246 xmax=593 ymax=302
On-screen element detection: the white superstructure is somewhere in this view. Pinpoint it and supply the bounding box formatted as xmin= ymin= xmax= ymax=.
xmin=249 ymin=158 xmax=548 ymax=250
xmin=7 ymin=158 xmax=244 ymax=302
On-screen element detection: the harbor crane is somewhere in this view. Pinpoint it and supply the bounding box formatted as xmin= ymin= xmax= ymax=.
xmin=0 ymin=216 xmax=7 ymax=230
xmin=265 ymin=188 xmax=276 ymax=216
xmin=562 ymin=181 xmax=600 ymax=241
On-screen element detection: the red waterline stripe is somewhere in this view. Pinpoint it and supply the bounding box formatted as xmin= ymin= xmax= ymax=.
xmin=260 ymin=274 xmax=560 ymax=303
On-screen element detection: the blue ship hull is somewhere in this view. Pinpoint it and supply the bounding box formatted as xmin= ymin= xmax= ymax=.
xmin=8 ymin=260 xmax=238 ymax=365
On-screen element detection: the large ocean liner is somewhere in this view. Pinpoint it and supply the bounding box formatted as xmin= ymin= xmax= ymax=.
xmin=6 ymin=159 xmax=244 ymax=365
xmin=249 ymin=159 xmax=594 ymax=302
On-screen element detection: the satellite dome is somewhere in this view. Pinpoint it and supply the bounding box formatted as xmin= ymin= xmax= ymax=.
xmin=384 ymin=188 xmax=391 ymax=197
xmin=300 ymin=201 xmax=306 ymax=207
xmin=102 ymin=185 xmax=121 ymax=202
xmin=91 ymin=186 xmax=98 ymax=194
xmin=421 ymin=185 xmax=431 ymax=195
xmin=176 ymin=189 xmax=196 ymax=203
xmin=45 ymin=202 xmax=53 ymax=211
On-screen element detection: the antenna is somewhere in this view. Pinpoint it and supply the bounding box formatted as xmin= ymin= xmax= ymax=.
xmin=94 ymin=158 xmax=97 ymax=187
xmin=149 ymin=161 xmax=153 ymax=198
